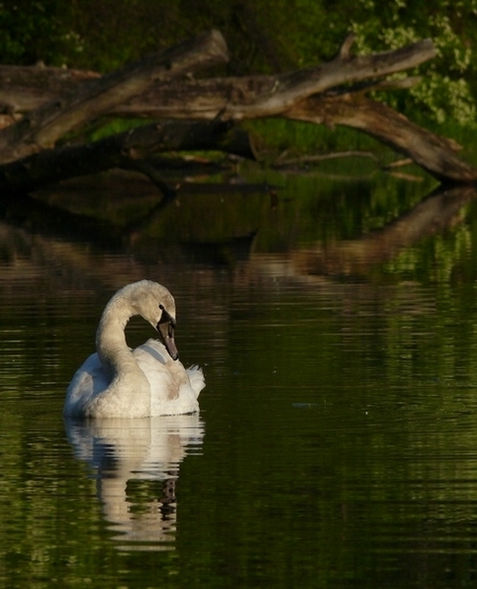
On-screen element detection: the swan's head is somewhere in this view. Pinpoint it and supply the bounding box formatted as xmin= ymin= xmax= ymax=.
xmin=110 ymin=280 xmax=179 ymax=361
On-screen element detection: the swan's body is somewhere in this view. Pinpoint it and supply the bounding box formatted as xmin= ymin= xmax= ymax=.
xmin=64 ymin=280 xmax=205 ymax=418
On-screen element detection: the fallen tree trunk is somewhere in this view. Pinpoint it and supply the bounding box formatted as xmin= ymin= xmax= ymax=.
xmin=284 ymin=93 xmax=477 ymax=184
xmin=0 ymin=33 xmax=476 ymax=190
xmin=0 ymin=37 xmax=436 ymax=121
xmin=0 ymin=66 xmax=99 ymax=115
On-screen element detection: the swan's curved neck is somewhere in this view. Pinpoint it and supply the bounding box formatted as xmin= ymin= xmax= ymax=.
xmin=95 ymin=299 xmax=138 ymax=378
xmin=87 ymin=295 xmax=153 ymax=418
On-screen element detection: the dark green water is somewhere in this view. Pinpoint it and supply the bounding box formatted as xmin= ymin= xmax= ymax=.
xmin=2 ymin=168 xmax=477 ymax=588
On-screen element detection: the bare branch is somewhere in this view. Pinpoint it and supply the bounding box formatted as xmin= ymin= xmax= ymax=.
xmin=285 ymin=93 xmax=477 ymax=183
xmin=337 ymin=34 xmax=357 ymax=60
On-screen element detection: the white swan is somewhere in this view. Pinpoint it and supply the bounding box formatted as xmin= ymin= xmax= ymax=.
xmin=64 ymin=280 xmax=205 ymax=418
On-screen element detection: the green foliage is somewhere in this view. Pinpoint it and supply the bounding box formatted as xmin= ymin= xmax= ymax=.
xmin=346 ymin=0 xmax=477 ymax=127
xmin=0 ymin=1 xmax=82 ymax=65
xmin=246 ymin=118 xmax=394 ymax=159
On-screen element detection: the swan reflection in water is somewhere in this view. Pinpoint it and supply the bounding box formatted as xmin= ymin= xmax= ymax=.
xmin=65 ymin=414 xmax=204 ymax=551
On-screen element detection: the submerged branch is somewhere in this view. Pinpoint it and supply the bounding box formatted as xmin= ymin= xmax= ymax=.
xmin=273 ymin=150 xmax=380 ymax=168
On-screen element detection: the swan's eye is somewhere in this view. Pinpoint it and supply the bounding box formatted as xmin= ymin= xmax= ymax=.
xmin=158 ymin=305 xmax=175 ymax=328
xmin=158 ymin=304 xmax=167 ymax=324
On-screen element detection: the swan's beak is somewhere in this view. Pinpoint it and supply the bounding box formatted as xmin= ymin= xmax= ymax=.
xmin=157 ymin=309 xmax=179 ymax=360
xmin=163 ymin=326 xmax=179 ymax=361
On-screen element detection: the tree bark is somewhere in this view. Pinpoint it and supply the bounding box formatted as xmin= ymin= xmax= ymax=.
xmin=0 ymin=38 xmax=435 ymax=120
xmin=0 ymin=65 xmax=99 ymax=114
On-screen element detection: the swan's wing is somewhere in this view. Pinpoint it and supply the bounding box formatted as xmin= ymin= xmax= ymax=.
xmin=134 ymin=340 xmax=181 ymax=399
xmin=64 ymin=353 xmax=109 ymax=416
xmin=134 ymin=339 xmax=202 ymax=415
xmin=133 ymin=339 xmax=170 ymax=368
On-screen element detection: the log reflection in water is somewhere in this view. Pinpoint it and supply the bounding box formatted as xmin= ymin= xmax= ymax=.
xmin=292 ymin=184 xmax=477 ymax=277
xmin=0 ymin=182 xmax=476 ymax=291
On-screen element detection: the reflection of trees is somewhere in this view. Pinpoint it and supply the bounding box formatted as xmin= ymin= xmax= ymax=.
xmin=224 ymin=186 xmax=477 ymax=279
xmin=3 ymin=182 xmax=477 ymax=282
xmin=66 ymin=415 xmax=204 ymax=550
xmin=1 ymin=182 xmax=477 ymax=393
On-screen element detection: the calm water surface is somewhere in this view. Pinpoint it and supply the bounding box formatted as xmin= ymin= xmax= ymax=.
xmin=2 ymin=171 xmax=477 ymax=588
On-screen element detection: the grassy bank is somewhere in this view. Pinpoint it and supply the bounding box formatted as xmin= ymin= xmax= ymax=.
xmin=246 ymin=117 xmax=477 ymax=165
xmin=247 ymin=119 xmax=381 ymax=155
